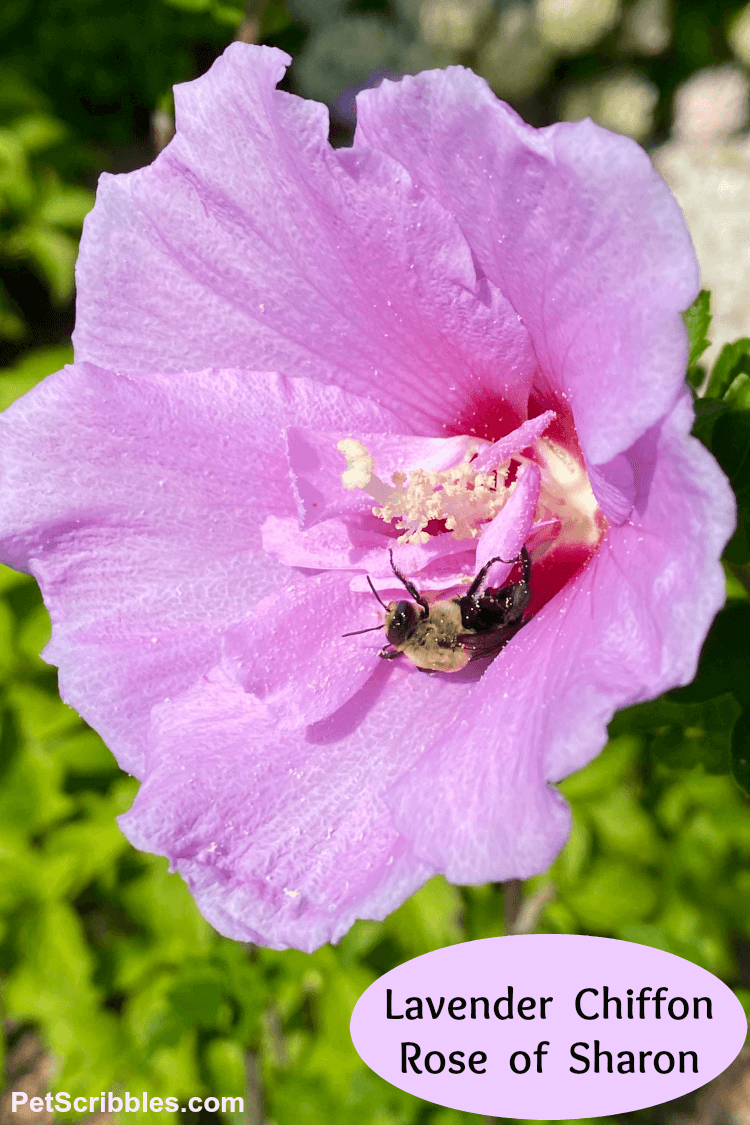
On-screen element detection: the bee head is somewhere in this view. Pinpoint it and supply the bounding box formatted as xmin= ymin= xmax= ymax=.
xmin=385 ymin=599 xmax=420 ymax=647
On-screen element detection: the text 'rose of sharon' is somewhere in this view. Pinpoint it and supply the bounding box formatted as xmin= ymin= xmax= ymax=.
xmin=0 ymin=45 xmax=735 ymax=951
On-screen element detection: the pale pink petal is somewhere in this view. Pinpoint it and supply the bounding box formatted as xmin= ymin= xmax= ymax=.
xmin=261 ymin=513 xmax=473 ymax=576
xmin=223 ymin=571 xmax=383 ymax=728
xmin=472 ymin=410 xmax=556 ymax=472
xmin=475 ymin=461 xmax=541 ymax=583
xmin=355 ymin=69 xmax=699 ymax=474
xmin=0 ymin=362 xmax=397 ymax=775
xmin=119 ymin=662 xmax=483 ymax=950
xmin=75 ymin=45 xmax=537 ymax=437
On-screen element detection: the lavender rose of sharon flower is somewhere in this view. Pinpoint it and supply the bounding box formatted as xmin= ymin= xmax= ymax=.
xmin=0 ymin=45 xmax=735 ymax=950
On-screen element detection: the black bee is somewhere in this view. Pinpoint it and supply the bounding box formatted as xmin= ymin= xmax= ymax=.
xmin=345 ymin=547 xmax=532 ymax=673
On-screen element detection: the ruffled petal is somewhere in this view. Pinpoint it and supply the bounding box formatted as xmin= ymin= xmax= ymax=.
xmin=118 ymin=660 xmax=486 ymax=950
xmin=355 ymin=68 xmax=699 ymax=471
xmin=0 ymin=363 xmax=397 ymax=774
xmin=384 ymin=394 xmax=735 ymax=882
xmin=74 ymin=44 xmax=537 ymax=436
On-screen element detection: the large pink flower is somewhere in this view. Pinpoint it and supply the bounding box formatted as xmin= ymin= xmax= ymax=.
xmin=0 ymin=46 xmax=734 ymax=950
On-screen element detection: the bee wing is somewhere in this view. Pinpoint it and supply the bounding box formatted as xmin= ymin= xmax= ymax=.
xmin=457 ymin=622 xmax=525 ymax=661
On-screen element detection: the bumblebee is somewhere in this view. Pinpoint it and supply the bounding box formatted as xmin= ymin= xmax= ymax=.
xmin=346 ymin=547 xmax=532 ymax=673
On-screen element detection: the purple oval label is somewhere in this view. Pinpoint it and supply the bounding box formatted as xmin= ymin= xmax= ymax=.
xmin=349 ymin=935 xmax=747 ymax=1119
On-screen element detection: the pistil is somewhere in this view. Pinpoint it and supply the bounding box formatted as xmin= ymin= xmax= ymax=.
xmin=338 ymin=438 xmax=514 ymax=544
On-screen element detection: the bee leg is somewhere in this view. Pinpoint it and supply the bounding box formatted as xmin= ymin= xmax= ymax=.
xmin=465 ymin=546 xmax=530 ymax=599
xmin=378 ymin=646 xmax=403 ymax=660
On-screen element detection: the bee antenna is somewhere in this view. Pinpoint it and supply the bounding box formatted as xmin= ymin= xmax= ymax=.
xmin=367 ymin=574 xmax=388 ymax=609
xmin=388 ymin=549 xmax=430 ymax=615
xmin=341 ymin=624 xmax=384 ymax=638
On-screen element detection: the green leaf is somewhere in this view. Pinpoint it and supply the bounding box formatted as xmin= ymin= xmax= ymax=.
xmin=559 ymin=734 xmax=640 ymax=800
xmin=8 ymin=223 xmax=78 ymax=302
xmin=0 ymin=731 xmax=74 ymax=835
xmin=555 ymin=815 xmax=592 ymax=885
xmin=209 ymin=1 xmax=244 ymax=26
xmin=167 ymin=967 xmax=227 ymax=1028
xmin=731 ymin=708 xmax=750 ymax=795
xmin=682 ymin=289 xmax=711 ymax=375
xmin=123 ymin=974 xmax=202 ymax=1095
xmin=125 ymin=971 xmax=185 ymax=1051
xmin=0 ymin=283 xmax=25 ymax=341
xmin=565 ymin=858 xmax=658 ymax=932
xmin=671 ymin=601 xmax=750 ymax=706
xmin=725 ymin=562 xmax=749 ymax=602
xmin=0 ymin=127 xmax=32 ymax=209
xmin=36 ymin=184 xmax=94 ymax=228
xmin=0 ymin=343 xmax=72 ymax=410
xmin=705 ymin=337 xmax=750 ymax=400
xmin=260 ymin=0 xmax=294 ymax=36
xmin=612 ymin=694 xmax=740 ymax=773
xmin=0 ymin=599 xmax=17 ymax=681
xmin=203 ymin=1039 xmax=247 ymax=1117
xmin=16 ymin=601 xmax=51 ymax=667
xmin=11 ymin=114 xmax=67 ymax=153
xmin=5 ymin=900 xmax=99 ymax=1017
xmin=587 ymin=787 xmax=662 ymax=864
xmin=42 ymin=809 xmax=130 ymax=899
xmin=51 ymin=728 xmax=118 ymax=776
xmin=0 ymin=827 xmax=45 ymax=911
xmin=118 ymin=855 xmax=213 ymax=966
xmin=0 ymin=564 xmax=31 ymax=593
xmin=725 ymin=371 xmax=750 ymax=411
xmin=381 ymin=875 xmax=464 ymax=955
xmin=617 ymin=919 xmax=725 ymax=974
xmin=7 ymin=682 xmax=80 ymax=743
xmin=710 ymin=409 xmax=750 ymax=564
xmin=161 ymin=0 xmax=210 ymax=9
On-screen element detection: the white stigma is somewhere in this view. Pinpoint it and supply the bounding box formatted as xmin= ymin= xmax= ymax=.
xmin=337 ymin=438 xmax=395 ymax=506
xmin=536 ymin=437 xmax=600 ymax=546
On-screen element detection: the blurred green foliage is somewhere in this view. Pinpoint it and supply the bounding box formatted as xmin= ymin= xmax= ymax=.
xmin=0 ymin=114 xmax=93 ymax=326
xmin=2 ymin=3 xmax=750 ymax=1123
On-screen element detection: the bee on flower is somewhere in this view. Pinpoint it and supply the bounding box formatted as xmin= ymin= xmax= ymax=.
xmin=0 ymin=44 xmax=734 ymax=950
